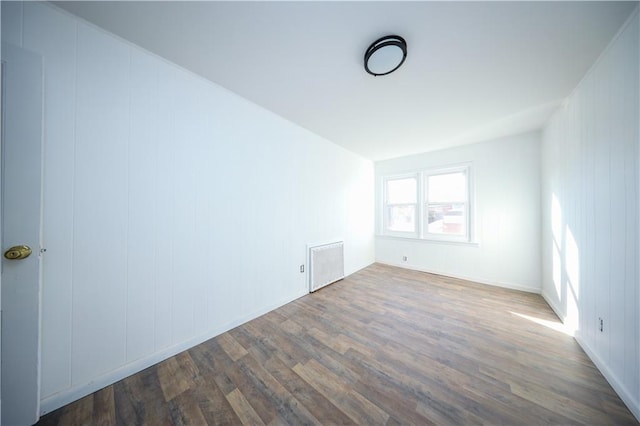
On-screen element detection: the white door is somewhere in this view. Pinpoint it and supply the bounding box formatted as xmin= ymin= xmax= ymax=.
xmin=1 ymin=43 xmax=44 ymax=426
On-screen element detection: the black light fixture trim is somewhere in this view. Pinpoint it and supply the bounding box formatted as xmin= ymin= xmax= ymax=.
xmin=364 ymin=35 xmax=407 ymax=76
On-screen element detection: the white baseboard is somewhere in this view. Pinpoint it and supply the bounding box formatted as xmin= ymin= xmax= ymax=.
xmin=376 ymin=261 xmax=541 ymax=294
xmin=573 ymin=332 xmax=640 ymax=423
xmin=39 ymin=289 xmax=308 ymax=416
xmin=541 ymin=291 xmax=639 ymax=422
xmin=541 ymin=290 xmax=566 ymax=322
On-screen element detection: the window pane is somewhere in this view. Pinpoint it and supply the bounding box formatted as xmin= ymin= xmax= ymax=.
xmin=388 ymin=205 xmax=416 ymax=232
xmin=427 ymin=172 xmax=466 ymax=203
xmin=387 ymin=178 xmax=417 ymax=204
xmin=426 ymin=203 xmax=465 ymax=235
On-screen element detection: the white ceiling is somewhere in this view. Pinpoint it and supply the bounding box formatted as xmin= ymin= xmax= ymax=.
xmin=54 ymin=1 xmax=637 ymax=161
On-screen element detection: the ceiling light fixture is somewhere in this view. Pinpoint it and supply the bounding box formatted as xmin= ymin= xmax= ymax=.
xmin=364 ymin=35 xmax=407 ymax=76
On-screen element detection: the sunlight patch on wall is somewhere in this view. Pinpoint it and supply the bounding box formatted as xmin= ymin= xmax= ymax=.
xmin=565 ymin=226 xmax=580 ymax=299
xmin=564 ymin=226 xmax=580 ymax=333
xmin=551 ymin=194 xmax=563 ymax=245
xmin=552 ymin=242 xmax=562 ymax=302
xmin=551 ymin=193 xmax=563 ymax=301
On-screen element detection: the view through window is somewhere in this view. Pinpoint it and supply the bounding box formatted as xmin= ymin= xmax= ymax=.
xmin=386 ymin=177 xmax=417 ymax=232
xmin=425 ymin=171 xmax=467 ymax=237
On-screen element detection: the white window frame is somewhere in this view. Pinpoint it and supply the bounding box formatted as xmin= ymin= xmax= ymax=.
xmin=382 ymin=164 xmax=472 ymax=243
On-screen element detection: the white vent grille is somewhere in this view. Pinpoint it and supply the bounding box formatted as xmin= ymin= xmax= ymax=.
xmin=309 ymin=241 xmax=344 ymax=292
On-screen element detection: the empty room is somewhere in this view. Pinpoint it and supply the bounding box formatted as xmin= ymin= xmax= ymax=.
xmin=1 ymin=1 xmax=639 ymax=425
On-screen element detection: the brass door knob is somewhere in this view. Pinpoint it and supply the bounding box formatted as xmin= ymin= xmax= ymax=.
xmin=4 ymin=245 xmax=32 ymax=260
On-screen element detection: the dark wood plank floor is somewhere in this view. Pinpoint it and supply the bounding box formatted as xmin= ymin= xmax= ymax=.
xmin=38 ymin=263 xmax=638 ymax=425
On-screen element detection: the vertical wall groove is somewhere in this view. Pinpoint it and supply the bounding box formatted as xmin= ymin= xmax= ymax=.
xmin=69 ymin=16 xmax=78 ymax=391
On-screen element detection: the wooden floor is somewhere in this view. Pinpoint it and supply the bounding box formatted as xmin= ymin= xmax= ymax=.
xmin=39 ymin=263 xmax=637 ymax=425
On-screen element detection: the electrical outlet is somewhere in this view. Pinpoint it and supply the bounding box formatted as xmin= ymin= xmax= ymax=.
xmin=599 ymin=317 xmax=604 ymax=332
xmin=402 ymin=256 xmax=408 ymax=262
xmin=300 ymin=264 xmax=305 ymax=273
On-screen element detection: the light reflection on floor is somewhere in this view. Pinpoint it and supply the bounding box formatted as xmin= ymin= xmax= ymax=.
xmin=510 ymin=311 xmax=574 ymax=337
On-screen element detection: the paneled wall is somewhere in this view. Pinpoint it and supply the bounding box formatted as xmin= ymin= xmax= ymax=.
xmin=541 ymin=10 xmax=639 ymax=419
xmin=376 ymin=132 xmax=542 ymax=292
xmin=2 ymin=2 xmax=374 ymax=413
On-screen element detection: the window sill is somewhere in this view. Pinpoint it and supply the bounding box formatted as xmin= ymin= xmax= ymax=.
xmin=375 ymin=234 xmax=480 ymax=247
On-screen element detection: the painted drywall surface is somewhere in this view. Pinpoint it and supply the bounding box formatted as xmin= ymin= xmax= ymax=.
xmin=4 ymin=2 xmax=374 ymax=412
xmin=0 ymin=2 xmax=2 ymax=421
xmin=541 ymin=10 xmax=639 ymax=420
xmin=375 ymin=132 xmax=541 ymax=292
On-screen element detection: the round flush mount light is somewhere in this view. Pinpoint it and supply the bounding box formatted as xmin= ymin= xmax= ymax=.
xmin=364 ymin=35 xmax=407 ymax=76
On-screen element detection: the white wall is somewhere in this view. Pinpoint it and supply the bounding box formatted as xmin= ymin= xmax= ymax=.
xmin=541 ymin=9 xmax=639 ymax=420
xmin=3 ymin=2 xmax=374 ymax=414
xmin=0 ymin=3 xmax=3 ymax=423
xmin=375 ymin=132 xmax=541 ymax=292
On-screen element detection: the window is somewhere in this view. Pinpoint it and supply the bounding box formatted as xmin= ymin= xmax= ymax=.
xmin=425 ymin=170 xmax=468 ymax=238
xmin=383 ymin=175 xmax=418 ymax=235
xmin=382 ymin=165 xmax=471 ymax=242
